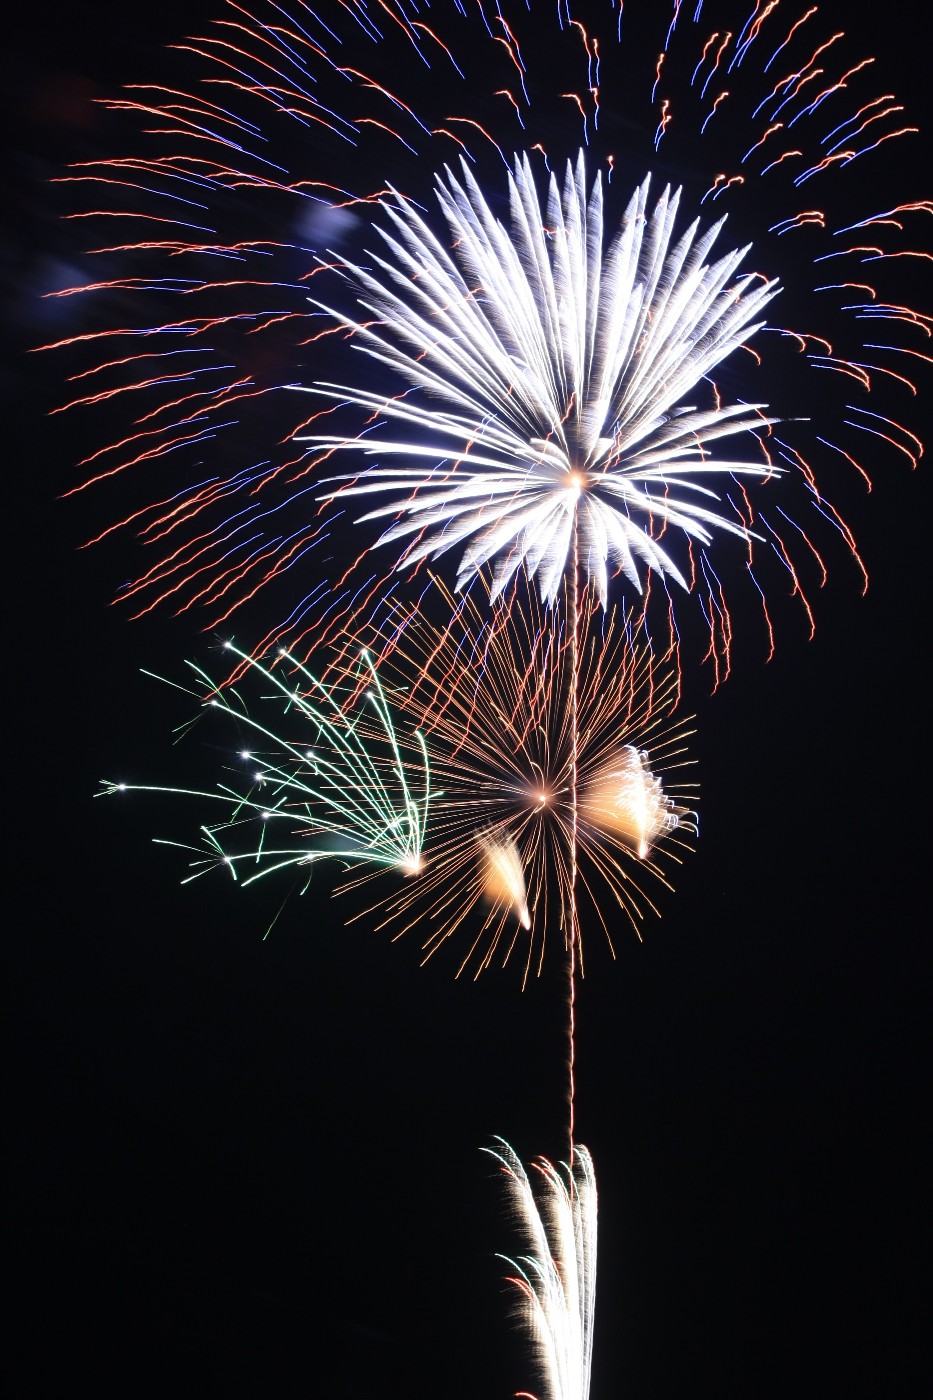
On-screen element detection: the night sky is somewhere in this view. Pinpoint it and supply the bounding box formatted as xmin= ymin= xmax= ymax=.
xmin=7 ymin=3 xmax=929 ymax=1395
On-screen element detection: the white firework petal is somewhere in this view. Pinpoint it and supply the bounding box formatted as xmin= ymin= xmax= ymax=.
xmin=431 ymin=176 xmax=544 ymax=388
xmin=579 ymin=498 xmax=611 ymax=606
xmin=593 ymin=499 xmax=645 ymax=594
xmin=526 ymin=502 xmax=577 ymax=605
xmin=602 ymin=487 xmax=736 ymax=549
xmin=312 ymin=390 xmax=539 ymax=463
xmin=509 ymin=155 xmax=560 ymax=328
xmin=380 ymin=473 xmax=546 ymax=513
xmin=606 ymin=500 xmax=690 ymax=589
xmin=512 ymin=497 xmax=570 ymax=586
xmin=613 ymin=400 xmax=776 ymax=459
xmin=301 ymin=150 xmax=782 ymax=605
xmin=457 ymin=494 xmax=569 ymax=584
xmin=487 ymin=540 xmax=535 ymax=603
xmin=378 ymin=483 xmax=546 ymax=547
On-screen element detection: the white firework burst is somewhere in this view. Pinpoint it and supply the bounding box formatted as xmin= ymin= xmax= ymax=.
xmin=306 ymin=150 xmax=782 ymax=605
xmin=487 ymin=1138 xmax=598 ymax=1400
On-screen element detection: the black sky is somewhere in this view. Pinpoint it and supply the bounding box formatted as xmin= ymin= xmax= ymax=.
xmin=7 ymin=3 xmax=929 ymax=1395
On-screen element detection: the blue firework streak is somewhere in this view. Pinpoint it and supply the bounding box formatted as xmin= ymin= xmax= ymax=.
xmin=43 ymin=0 xmax=928 ymax=681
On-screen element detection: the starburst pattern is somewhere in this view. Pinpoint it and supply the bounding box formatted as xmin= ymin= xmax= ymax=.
xmin=45 ymin=8 xmax=928 ymax=1394
xmin=308 ymin=152 xmax=781 ymax=606
xmin=349 ymin=581 xmax=697 ymax=980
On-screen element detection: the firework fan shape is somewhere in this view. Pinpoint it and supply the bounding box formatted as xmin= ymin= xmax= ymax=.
xmin=99 ymin=641 xmax=429 ymax=885
xmin=307 ymin=152 xmax=782 ymax=606
xmin=43 ymin=0 xmax=929 ymax=679
xmin=486 ymin=1138 xmax=598 ymax=1400
xmin=346 ymin=581 xmax=697 ymax=982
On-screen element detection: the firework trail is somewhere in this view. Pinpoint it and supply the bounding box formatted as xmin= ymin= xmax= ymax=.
xmin=99 ymin=641 xmax=429 ymax=886
xmin=486 ymin=1138 xmax=598 ymax=1400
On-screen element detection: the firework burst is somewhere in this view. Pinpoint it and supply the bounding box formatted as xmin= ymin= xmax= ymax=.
xmin=99 ymin=641 xmax=429 ymax=888
xmin=100 ymin=598 xmax=695 ymax=969
xmin=306 ymin=152 xmax=781 ymax=606
xmin=345 ymin=581 xmax=697 ymax=983
xmin=43 ymin=8 xmax=928 ymax=1393
xmin=43 ymin=0 xmax=928 ymax=681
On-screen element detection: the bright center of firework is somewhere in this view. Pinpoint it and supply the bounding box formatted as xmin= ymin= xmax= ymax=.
xmin=399 ymin=852 xmax=425 ymax=876
xmin=567 ymin=471 xmax=587 ymax=494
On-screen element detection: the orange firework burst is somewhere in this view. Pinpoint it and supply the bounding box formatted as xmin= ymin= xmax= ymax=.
xmin=341 ymin=580 xmax=697 ymax=983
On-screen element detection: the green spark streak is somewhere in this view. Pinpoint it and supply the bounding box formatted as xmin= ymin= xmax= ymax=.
xmin=98 ymin=643 xmax=430 ymax=888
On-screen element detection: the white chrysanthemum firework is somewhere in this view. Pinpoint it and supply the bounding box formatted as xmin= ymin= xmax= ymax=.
xmin=487 ymin=1138 xmax=598 ymax=1400
xmin=305 ymin=151 xmax=782 ymax=605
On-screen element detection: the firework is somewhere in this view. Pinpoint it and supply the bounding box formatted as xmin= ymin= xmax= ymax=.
xmin=480 ymin=835 xmax=532 ymax=934
xmin=350 ymin=580 xmax=697 ymax=982
xmin=45 ymin=6 xmax=928 ymax=1390
xmin=582 ymin=745 xmax=687 ymax=861
xmin=43 ymin=0 xmax=927 ymax=677
xmin=93 ymin=579 xmax=693 ymax=974
xmin=98 ymin=641 xmax=429 ymax=888
xmin=306 ymin=153 xmax=781 ymax=606
xmin=486 ymin=1137 xmax=597 ymax=1400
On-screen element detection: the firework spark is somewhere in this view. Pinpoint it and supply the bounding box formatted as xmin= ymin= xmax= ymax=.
xmin=480 ymin=835 xmax=532 ymax=934
xmin=582 ymin=745 xmax=688 ymax=861
xmin=45 ymin=8 xmax=928 ymax=1387
xmin=98 ymin=642 xmax=429 ymax=888
xmin=305 ymin=153 xmax=782 ymax=606
xmin=348 ymin=580 xmax=697 ymax=982
xmin=486 ymin=1137 xmax=597 ymax=1400
xmin=43 ymin=0 xmax=929 ymax=679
